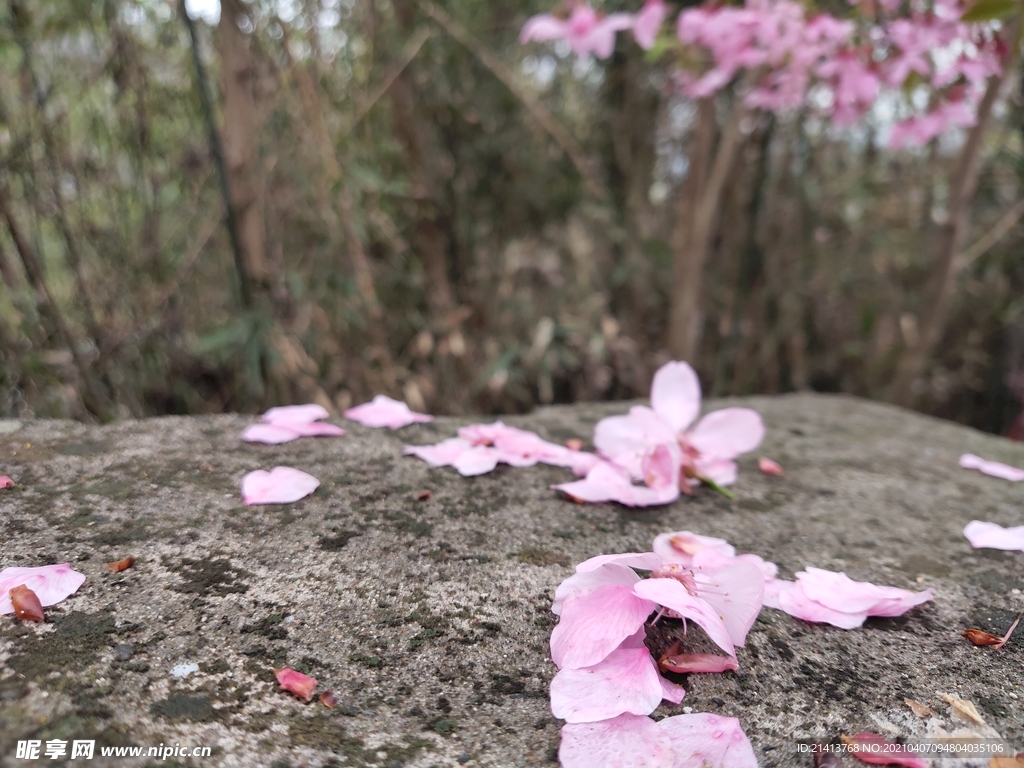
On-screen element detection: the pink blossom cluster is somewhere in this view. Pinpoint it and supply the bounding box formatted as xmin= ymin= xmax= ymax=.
xmin=553 ymin=361 xmax=764 ymax=506
xmin=549 ymin=540 xmax=763 ymax=764
xmin=520 ymin=0 xmax=1007 ymax=147
xmin=549 ymin=529 xmax=937 ymax=760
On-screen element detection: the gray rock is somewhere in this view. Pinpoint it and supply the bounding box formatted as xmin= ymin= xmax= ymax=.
xmin=0 ymin=394 xmax=1022 ymax=767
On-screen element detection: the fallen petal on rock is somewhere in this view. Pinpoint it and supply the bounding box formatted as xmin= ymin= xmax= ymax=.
xmin=9 ymin=585 xmax=44 ymax=621
xmin=276 ymin=666 xmax=317 ymax=701
xmin=0 ymin=475 xmax=13 ymax=489
xmin=344 ymin=395 xmax=433 ymax=429
xmin=559 ymin=713 xmax=676 ymax=768
xmin=107 ymin=557 xmax=136 ymax=573
xmin=263 ymin=404 xmax=330 ymax=425
xmin=959 ymin=453 xmax=1024 ymax=481
xmin=840 ymin=733 xmax=927 ymax=767
xmin=242 ymin=467 xmax=319 ymax=505
xmin=963 ymin=520 xmax=1024 ymax=552
xmin=320 ymin=691 xmax=339 ymax=708
xmin=241 ymin=423 xmax=302 ymax=444
xmin=758 ymin=457 xmax=785 ymax=476
xmin=0 ymin=563 xmax=86 ymax=615
xmin=657 ymin=712 xmax=759 ymax=767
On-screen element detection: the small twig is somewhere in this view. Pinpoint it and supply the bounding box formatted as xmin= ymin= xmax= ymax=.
xmin=418 ymin=1 xmax=609 ymax=201
xmin=348 ymin=26 xmax=435 ymax=132
xmin=955 ymin=196 xmax=1024 ymax=273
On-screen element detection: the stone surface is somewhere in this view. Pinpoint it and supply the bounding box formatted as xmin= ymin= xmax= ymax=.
xmin=0 ymin=393 xmax=1022 ymax=767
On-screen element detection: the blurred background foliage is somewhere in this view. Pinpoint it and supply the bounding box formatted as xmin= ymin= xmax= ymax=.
xmin=1 ymin=0 xmax=1023 ymax=437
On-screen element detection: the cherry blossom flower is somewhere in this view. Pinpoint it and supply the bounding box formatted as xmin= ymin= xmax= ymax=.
xmin=963 ymin=520 xmax=1024 ymax=552
xmin=241 ymin=467 xmax=320 ymax=505
xmin=0 ymin=563 xmax=86 ymax=615
xmin=633 ymin=0 xmax=668 ymax=49
xmin=343 ymin=395 xmax=433 ymax=429
xmin=763 ymin=567 xmax=934 ymax=628
xmin=275 ymin=666 xmax=317 ymax=701
xmin=520 ymin=3 xmax=634 ymax=59
xmin=558 ymin=712 xmax=758 ymax=768
xmin=595 ymin=361 xmax=764 ymax=491
xmin=404 ymin=421 xmax=599 ymax=477
xmin=0 ymin=475 xmax=13 ymax=488
xmin=549 ymin=549 xmax=763 ymax=723
xmin=241 ymin=403 xmax=345 ymax=445
xmin=959 ymin=453 xmax=1024 ymax=481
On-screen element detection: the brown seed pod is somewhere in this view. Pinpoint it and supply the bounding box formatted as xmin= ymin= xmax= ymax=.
xmin=107 ymin=557 xmax=136 ymax=573
xmin=964 ymin=628 xmax=1002 ymax=646
xmin=320 ymin=691 xmax=339 ymax=708
xmin=10 ymin=585 xmax=44 ymax=621
xmin=416 ymin=490 xmax=432 ymax=501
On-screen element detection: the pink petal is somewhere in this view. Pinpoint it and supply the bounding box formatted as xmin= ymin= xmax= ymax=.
xmin=559 ymin=714 xmax=676 ymax=768
xmin=519 ymin=14 xmax=569 ymax=44
xmin=959 ymin=453 xmax=1024 ymax=481
xmin=594 ymin=406 xmax=678 ymax=478
xmin=758 ymin=457 xmax=785 ymax=476
xmin=344 ymin=395 xmax=433 ymax=429
xmin=0 ymin=563 xmax=86 ymax=615
xmin=964 ymin=520 xmax=1024 ymax=552
xmin=775 ymin=579 xmax=868 ymax=629
xmin=275 ymin=666 xmax=318 ymax=701
xmin=241 ymin=467 xmax=320 ymax=505
xmin=657 ymin=713 xmax=759 ymax=768
xmin=0 ymin=475 xmax=13 ymax=488
xmin=403 ymin=437 xmax=472 ymax=467
xmin=693 ymin=457 xmax=738 ymax=487
xmin=652 ymin=531 xmax=736 ymax=565
xmin=688 ymin=408 xmax=765 ymax=460
xmin=691 ymin=561 xmax=765 ymax=647
xmin=241 ymin=423 xmax=301 ymax=444
xmin=632 ymin=578 xmax=735 ymax=656
xmin=288 ymin=422 xmax=346 ymax=438
xmin=550 ymin=647 xmax=667 ymax=722
xmin=641 ymin=444 xmax=678 ymax=489
xmin=576 ymin=551 xmax=664 ymax=574
xmin=633 ymin=0 xmax=668 ymax=50
xmin=553 ymin=563 xmax=644 ymax=616
xmin=797 ymin=567 xmax=933 ymax=617
xmin=841 ymin=733 xmax=928 ymax=768
xmin=551 ymin=585 xmax=656 ymax=670
xmin=452 ymin=445 xmax=501 ymax=476
xmin=262 ymin=404 xmax=330 ymax=425
xmin=553 ymin=461 xmax=680 ymax=507
xmin=651 ymin=361 xmax=702 ymax=434
xmin=660 ymin=673 xmax=685 ymax=704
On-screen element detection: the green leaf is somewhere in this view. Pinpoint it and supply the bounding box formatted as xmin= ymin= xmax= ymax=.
xmin=961 ymin=0 xmax=1018 ymax=23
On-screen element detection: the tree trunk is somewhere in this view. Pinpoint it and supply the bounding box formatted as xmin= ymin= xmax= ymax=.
xmin=668 ymin=95 xmax=746 ymax=361
xmin=216 ymin=0 xmax=267 ymax=284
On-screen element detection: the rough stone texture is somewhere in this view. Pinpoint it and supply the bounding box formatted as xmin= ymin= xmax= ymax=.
xmin=0 ymin=393 xmax=1022 ymax=768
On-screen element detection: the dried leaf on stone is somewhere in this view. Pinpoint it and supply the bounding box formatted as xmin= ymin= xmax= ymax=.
xmin=938 ymin=692 xmax=987 ymax=726
xmin=107 ymin=557 xmax=136 ymax=573
xmin=904 ymin=698 xmax=933 ymax=718
xmin=10 ymin=585 xmax=44 ymax=621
